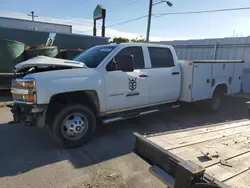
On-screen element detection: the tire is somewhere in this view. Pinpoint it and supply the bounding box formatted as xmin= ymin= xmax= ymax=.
xmin=50 ymin=103 xmax=96 ymax=148
xmin=207 ymin=89 xmax=223 ymax=112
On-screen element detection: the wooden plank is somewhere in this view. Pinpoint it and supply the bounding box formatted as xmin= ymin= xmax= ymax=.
xmin=206 ymin=152 xmax=250 ymax=182
xmin=147 ymin=120 xmax=249 ymax=141
xmin=224 ymin=168 xmax=250 ymax=188
xmin=144 ymin=120 xmax=250 ymax=187
xmin=148 ymin=123 xmax=250 ymax=150
xmin=169 ymin=131 xmax=250 ymax=168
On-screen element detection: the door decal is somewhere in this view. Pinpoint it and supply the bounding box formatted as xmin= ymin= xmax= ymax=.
xmin=128 ymin=78 xmax=137 ymax=91
xmin=127 ymin=77 xmax=139 ymax=97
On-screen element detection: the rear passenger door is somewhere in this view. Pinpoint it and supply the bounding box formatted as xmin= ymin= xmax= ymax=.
xmin=147 ymin=47 xmax=181 ymax=104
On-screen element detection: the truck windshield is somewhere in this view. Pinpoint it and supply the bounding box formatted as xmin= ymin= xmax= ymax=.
xmin=74 ymin=45 xmax=117 ymax=68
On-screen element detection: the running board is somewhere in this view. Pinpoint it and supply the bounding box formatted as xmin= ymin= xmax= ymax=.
xmin=102 ymin=109 xmax=159 ymax=124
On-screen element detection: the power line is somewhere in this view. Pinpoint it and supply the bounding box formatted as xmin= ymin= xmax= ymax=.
xmin=109 ymin=0 xmax=141 ymax=13
xmin=106 ymin=15 xmax=148 ymax=28
xmin=81 ymin=6 xmax=250 ymax=33
xmin=81 ymin=15 xmax=148 ymax=33
xmin=153 ymin=7 xmax=250 ymax=17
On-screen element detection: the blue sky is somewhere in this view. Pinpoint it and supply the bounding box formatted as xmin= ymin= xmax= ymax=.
xmin=0 ymin=0 xmax=250 ymax=41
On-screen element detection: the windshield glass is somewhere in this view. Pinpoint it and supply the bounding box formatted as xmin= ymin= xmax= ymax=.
xmin=74 ymin=45 xmax=117 ymax=68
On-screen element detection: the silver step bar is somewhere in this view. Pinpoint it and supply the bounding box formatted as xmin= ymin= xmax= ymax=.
xmin=102 ymin=109 xmax=159 ymax=124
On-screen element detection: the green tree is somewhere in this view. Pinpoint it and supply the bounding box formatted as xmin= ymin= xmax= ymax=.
xmin=109 ymin=36 xmax=146 ymax=43
xmin=131 ymin=38 xmax=146 ymax=43
xmin=109 ymin=37 xmax=129 ymax=43
xmin=131 ymin=35 xmax=146 ymax=43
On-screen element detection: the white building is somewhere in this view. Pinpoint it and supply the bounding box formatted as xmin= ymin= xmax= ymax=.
xmin=0 ymin=17 xmax=72 ymax=34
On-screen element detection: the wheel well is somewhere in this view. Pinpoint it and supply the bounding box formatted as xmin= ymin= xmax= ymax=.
xmin=213 ymin=84 xmax=228 ymax=96
xmin=45 ymin=90 xmax=100 ymax=125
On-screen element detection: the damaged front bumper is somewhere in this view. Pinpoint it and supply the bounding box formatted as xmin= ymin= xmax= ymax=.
xmin=11 ymin=104 xmax=47 ymax=128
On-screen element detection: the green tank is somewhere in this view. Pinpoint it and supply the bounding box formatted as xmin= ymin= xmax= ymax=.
xmin=64 ymin=49 xmax=84 ymax=60
xmin=56 ymin=49 xmax=84 ymax=60
xmin=25 ymin=45 xmax=58 ymax=60
xmin=0 ymin=39 xmax=25 ymax=73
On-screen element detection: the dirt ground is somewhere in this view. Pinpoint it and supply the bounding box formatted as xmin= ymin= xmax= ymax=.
xmin=0 ymin=96 xmax=249 ymax=188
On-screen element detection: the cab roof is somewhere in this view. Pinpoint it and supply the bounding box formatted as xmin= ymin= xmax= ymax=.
xmin=107 ymin=42 xmax=173 ymax=48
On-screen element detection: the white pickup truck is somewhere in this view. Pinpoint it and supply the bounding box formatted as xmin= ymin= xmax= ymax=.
xmin=11 ymin=43 xmax=244 ymax=147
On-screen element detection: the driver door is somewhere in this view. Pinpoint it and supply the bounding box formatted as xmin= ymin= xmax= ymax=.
xmin=104 ymin=46 xmax=150 ymax=113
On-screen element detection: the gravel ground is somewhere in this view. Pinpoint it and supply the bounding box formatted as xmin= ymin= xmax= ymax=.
xmin=0 ymin=94 xmax=12 ymax=108
xmin=0 ymin=97 xmax=249 ymax=188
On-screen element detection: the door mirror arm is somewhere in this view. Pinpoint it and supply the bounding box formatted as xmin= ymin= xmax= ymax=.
xmin=106 ymin=58 xmax=117 ymax=71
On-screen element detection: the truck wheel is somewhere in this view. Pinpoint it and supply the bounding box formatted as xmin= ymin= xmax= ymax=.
xmin=50 ymin=104 xmax=96 ymax=148
xmin=208 ymin=90 xmax=223 ymax=112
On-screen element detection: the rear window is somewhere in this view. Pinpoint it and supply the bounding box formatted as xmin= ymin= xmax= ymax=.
xmin=148 ymin=47 xmax=174 ymax=68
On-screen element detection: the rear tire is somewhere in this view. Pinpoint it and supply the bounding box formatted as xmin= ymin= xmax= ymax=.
xmin=50 ymin=103 xmax=96 ymax=148
xmin=207 ymin=89 xmax=224 ymax=112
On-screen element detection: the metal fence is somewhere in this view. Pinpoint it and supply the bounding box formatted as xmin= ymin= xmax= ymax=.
xmin=155 ymin=36 xmax=250 ymax=93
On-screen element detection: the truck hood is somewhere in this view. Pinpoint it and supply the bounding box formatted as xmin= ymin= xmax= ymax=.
xmin=14 ymin=56 xmax=86 ymax=73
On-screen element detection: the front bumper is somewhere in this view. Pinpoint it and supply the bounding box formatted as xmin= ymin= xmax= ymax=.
xmin=11 ymin=103 xmax=47 ymax=128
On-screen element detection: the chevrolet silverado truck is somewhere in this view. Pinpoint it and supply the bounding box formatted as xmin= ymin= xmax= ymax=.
xmin=11 ymin=43 xmax=244 ymax=147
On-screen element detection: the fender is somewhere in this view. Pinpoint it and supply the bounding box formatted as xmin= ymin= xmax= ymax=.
xmin=25 ymin=68 xmax=107 ymax=113
xmin=211 ymin=82 xmax=229 ymax=98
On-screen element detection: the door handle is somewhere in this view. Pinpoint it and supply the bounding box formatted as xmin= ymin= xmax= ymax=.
xmin=172 ymin=72 xmax=180 ymax=75
xmin=139 ymin=74 xmax=149 ymax=78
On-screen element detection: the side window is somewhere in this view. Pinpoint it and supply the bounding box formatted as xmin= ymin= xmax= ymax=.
xmin=115 ymin=47 xmax=145 ymax=69
xmin=148 ymin=47 xmax=174 ymax=68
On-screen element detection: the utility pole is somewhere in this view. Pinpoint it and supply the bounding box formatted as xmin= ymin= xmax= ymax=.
xmin=146 ymin=0 xmax=173 ymax=42
xmin=27 ymin=11 xmax=38 ymax=21
xmin=146 ymin=0 xmax=153 ymax=42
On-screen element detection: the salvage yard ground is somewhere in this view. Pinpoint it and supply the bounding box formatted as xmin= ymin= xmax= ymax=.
xmin=0 ymin=97 xmax=249 ymax=188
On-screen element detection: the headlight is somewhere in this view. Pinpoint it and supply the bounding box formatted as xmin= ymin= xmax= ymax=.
xmin=11 ymin=78 xmax=36 ymax=104
xmin=13 ymin=79 xmax=36 ymax=89
xmin=16 ymin=80 xmax=35 ymax=88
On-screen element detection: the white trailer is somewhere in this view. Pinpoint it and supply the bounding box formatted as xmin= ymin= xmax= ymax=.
xmin=134 ymin=119 xmax=250 ymax=188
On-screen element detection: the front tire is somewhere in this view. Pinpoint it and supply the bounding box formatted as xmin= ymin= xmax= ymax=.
xmin=50 ymin=103 xmax=96 ymax=148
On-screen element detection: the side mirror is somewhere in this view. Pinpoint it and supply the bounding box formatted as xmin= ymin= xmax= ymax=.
xmin=106 ymin=60 xmax=117 ymax=71
xmin=115 ymin=54 xmax=134 ymax=72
